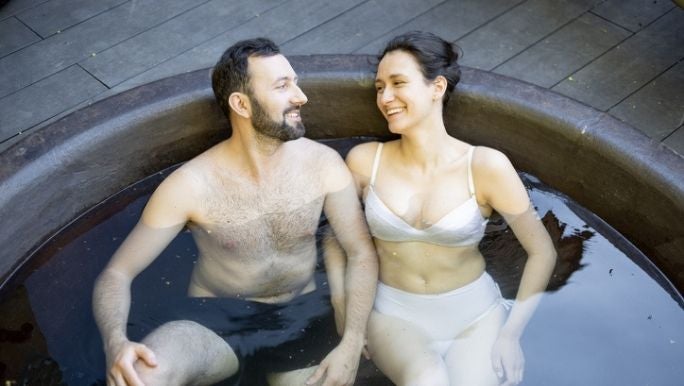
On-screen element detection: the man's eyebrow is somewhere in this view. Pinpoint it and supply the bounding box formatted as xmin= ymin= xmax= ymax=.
xmin=273 ymin=75 xmax=298 ymax=84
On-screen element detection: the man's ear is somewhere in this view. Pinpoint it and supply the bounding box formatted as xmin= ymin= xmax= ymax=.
xmin=228 ymin=92 xmax=251 ymax=118
xmin=433 ymin=75 xmax=447 ymax=101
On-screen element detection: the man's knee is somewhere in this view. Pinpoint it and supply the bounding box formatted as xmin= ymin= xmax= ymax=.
xmin=134 ymin=359 xmax=178 ymax=386
xmin=143 ymin=320 xmax=204 ymax=343
xmin=137 ymin=320 xmax=238 ymax=385
xmin=134 ymin=321 xmax=193 ymax=386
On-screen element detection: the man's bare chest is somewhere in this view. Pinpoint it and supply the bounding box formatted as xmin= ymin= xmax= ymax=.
xmin=193 ymin=173 xmax=326 ymax=251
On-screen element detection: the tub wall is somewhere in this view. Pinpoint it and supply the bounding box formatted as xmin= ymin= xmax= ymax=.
xmin=1 ymin=55 xmax=682 ymax=292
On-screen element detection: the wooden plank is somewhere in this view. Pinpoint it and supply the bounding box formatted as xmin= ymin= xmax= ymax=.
xmin=356 ymin=0 xmax=524 ymax=54
xmin=0 ymin=0 xmax=209 ymax=99
xmin=281 ymin=0 xmax=444 ymax=54
xmin=0 ymin=0 xmax=48 ymax=21
xmin=113 ymin=0 xmax=365 ymax=90
xmin=664 ymin=125 xmax=684 ymax=156
xmin=0 ymin=65 xmax=106 ymax=140
xmin=0 ymin=16 xmax=40 ymax=58
xmin=494 ymin=12 xmax=631 ymax=88
xmin=16 ymin=0 xmax=127 ymax=38
xmin=79 ymin=0 xmax=281 ymax=88
xmin=552 ymin=8 xmax=684 ymax=111
xmin=610 ymin=61 xmax=684 ymax=140
xmin=591 ymin=0 xmax=675 ymax=32
xmin=456 ymin=0 xmax=603 ymax=70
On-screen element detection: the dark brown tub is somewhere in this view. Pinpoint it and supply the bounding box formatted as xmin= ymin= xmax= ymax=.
xmin=1 ymin=55 xmax=682 ymax=292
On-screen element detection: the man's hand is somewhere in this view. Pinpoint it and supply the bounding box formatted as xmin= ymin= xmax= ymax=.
xmin=306 ymin=339 xmax=362 ymax=386
xmin=106 ymin=340 xmax=157 ymax=386
xmin=490 ymin=333 xmax=524 ymax=386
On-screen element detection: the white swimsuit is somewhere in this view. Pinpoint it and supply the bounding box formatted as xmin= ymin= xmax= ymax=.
xmin=364 ymin=143 xmax=488 ymax=247
xmin=375 ymin=272 xmax=506 ymax=355
xmin=364 ymin=143 xmax=510 ymax=356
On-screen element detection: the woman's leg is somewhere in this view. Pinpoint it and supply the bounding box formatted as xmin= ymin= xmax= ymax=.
xmin=367 ymin=311 xmax=449 ymax=386
xmin=444 ymin=304 xmax=507 ymax=386
xmin=267 ymin=366 xmax=317 ymax=386
xmin=134 ymin=320 xmax=239 ymax=386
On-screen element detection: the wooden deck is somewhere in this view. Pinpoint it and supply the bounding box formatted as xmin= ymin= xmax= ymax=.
xmin=1 ymin=0 xmax=683 ymax=155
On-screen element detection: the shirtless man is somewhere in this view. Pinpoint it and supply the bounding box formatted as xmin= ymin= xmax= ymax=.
xmin=92 ymin=38 xmax=378 ymax=386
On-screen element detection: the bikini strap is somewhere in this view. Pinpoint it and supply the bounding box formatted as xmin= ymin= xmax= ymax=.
xmin=369 ymin=142 xmax=384 ymax=187
xmin=467 ymin=146 xmax=476 ymax=196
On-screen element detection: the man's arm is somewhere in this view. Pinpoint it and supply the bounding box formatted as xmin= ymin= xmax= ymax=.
xmin=308 ymin=150 xmax=378 ymax=386
xmin=321 ymin=226 xmax=347 ymax=336
xmin=92 ymin=169 xmax=195 ymax=386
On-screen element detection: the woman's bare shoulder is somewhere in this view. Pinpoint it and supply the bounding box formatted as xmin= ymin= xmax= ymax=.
xmin=346 ymin=141 xmax=385 ymax=175
xmin=472 ymin=145 xmax=514 ymax=172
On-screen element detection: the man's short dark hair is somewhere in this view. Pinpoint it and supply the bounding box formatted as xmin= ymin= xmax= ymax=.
xmin=212 ymin=38 xmax=280 ymax=118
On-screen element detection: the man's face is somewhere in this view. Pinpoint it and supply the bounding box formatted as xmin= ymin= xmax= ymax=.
xmin=246 ymin=55 xmax=308 ymax=141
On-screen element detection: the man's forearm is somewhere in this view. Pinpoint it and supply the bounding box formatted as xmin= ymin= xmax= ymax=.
xmin=93 ymin=269 xmax=133 ymax=350
xmin=341 ymin=248 xmax=378 ymax=345
xmin=322 ymin=227 xmax=348 ymax=307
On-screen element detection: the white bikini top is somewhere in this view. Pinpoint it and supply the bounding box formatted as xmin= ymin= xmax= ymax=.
xmin=364 ymin=143 xmax=488 ymax=247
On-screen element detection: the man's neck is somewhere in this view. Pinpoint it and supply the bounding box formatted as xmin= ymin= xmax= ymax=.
xmin=224 ymin=124 xmax=286 ymax=182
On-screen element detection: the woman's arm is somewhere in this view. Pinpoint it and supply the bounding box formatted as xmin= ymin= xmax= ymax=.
xmin=475 ymin=147 xmax=557 ymax=385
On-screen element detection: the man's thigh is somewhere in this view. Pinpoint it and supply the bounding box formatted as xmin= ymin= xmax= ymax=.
xmin=240 ymin=290 xmax=340 ymax=385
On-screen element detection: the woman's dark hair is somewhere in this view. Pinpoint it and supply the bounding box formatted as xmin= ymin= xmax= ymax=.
xmin=212 ymin=38 xmax=280 ymax=118
xmin=379 ymin=31 xmax=461 ymax=108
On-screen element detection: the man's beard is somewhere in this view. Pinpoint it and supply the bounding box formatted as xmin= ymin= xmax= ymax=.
xmin=250 ymin=95 xmax=305 ymax=142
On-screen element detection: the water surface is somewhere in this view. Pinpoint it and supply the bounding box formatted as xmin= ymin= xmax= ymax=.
xmin=1 ymin=147 xmax=682 ymax=385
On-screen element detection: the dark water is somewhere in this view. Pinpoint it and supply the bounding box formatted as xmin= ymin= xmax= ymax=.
xmin=1 ymin=146 xmax=683 ymax=385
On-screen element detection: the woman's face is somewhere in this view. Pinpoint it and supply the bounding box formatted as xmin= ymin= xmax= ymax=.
xmin=375 ymin=50 xmax=438 ymax=133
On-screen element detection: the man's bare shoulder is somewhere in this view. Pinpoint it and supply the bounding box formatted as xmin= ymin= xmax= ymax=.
xmin=169 ymin=141 xmax=227 ymax=180
xmin=290 ymin=137 xmax=338 ymax=156
xmin=141 ymin=164 xmax=199 ymax=227
xmin=152 ymin=142 xmax=229 ymax=200
xmin=285 ymin=138 xmax=346 ymax=169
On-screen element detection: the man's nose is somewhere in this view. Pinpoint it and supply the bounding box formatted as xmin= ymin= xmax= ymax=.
xmin=292 ymin=84 xmax=308 ymax=105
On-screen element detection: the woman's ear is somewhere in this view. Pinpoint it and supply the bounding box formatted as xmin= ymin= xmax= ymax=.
xmin=433 ymin=75 xmax=448 ymax=101
xmin=228 ymin=92 xmax=251 ymax=118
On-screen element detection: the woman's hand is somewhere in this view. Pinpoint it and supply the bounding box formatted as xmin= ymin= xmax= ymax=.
xmin=490 ymin=333 xmax=524 ymax=386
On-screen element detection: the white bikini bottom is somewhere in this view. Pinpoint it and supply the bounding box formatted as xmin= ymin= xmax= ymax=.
xmin=374 ymin=272 xmax=512 ymax=356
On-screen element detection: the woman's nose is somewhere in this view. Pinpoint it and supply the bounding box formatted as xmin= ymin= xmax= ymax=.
xmin=380 ymin=87 xmax=394 ymax=104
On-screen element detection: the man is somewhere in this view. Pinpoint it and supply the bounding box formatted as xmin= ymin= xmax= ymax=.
xmin=93 ymin=38 xmax=378 ymax=386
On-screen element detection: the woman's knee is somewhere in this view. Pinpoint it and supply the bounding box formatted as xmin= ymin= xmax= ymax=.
xmin=401 ymin=363 xmax=449 ymax=386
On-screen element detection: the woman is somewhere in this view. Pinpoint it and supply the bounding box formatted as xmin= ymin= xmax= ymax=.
xmin=325 ymin=31 xmax=557 ymax=386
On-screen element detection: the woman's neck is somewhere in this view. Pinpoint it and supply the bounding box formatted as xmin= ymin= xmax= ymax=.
xmin=397 ymin=118 xmax=455 ymax=170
